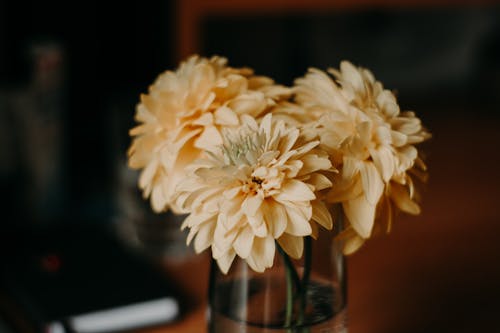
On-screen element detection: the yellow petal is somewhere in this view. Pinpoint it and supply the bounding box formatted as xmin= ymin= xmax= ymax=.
xmin=194 ymin=126 xmax=223 ymax=151
xmin=311 ymin=200 xmax=333 ymax=230
xmin=248 ymin=76 xmax=274 ymax=89
xmin=277 ymin=127 xmax=299 ymax=155
xmin=138 ymin=159 xmax=159 ymax=189
xmin=378 ymin=195 xmax=394 ymax=233
xmin=247 ymin=213 xmax=268 ymax=238
xmin=282 ymin=160 xmax=302 ymax=178
xmin=260 ymin=113 xmax=273 ymax=140
xmin=342 ymin=157 xmax=360 ymax=181
xmin=340 ymin=61 xmax=365 ymax=95
xmin=240 ymin=114 xmax=259 ymax=131
xmin=297 ymin=154 xmax=332 ymax=176
xmin=376 ymin=126 xmax=392 ymax=147
xmin=343 ymin=195 xmax=375 ymax=239
xmin=247 ymin=236 xmax=275 ymax=272
xmin=227 ymin=93 xmax=266 ymax=116
xmin=275 ymin=180 xmax=316 ymax=202
xmin=182 ymin=187 xmax=221 ymax=212
xmin=369 ymin=146 xmax=395 ymax=183
xmin=187 ymin=63 xmax=215 ymax=101
xmin=216 ymin=249 xmax=236 ymax=275
xmin=194 ymin=219 xmax=216 ymax=253
xmin=199 ymin=91 xmax=216 ymax=111
xmin=294 ymin=140 xmax=320 ymax=157
xmin=376 ymin=90 xmax=399 ymax=117
xmin=263 ymin=201 xmax=287 ymax=238
xmin=213 ymin=74 xmax=247 ymax=100
xmin=297 ymin=68 xmax=351 ymax=112
xmin=390 ymin=130 xmax=407 ymax=147
xmin=397 ymin=146 xmax=418 ymax=172
xmin=214 ymin=106 xmax=239 ymax=126
xmin=284 ymin=205 xmax=312 ymax=236
xmin=389 ymin=182 xmax=421 ymax=215
xmin=233 ymin=226 xmax=254 ymax=259
xmin=223 ymin=186 xmax=241 ymax=200
xmin=327 ymin=176 xmax=362 ymax=203
xmin=277 ymin=234 xmax=303 ymax=259
xmin=192 ymin=112 xmax=214 ymax=127
xmin=223 ymin=209 xmax=244 ymax=234
xmin=337 ymin=227 xmax=366 ymax=255
xmin=151 ymin=182 xmax=168 ymax=212
xmin=360 ymin=162 xmax=384 ymax=206
xmin=356 ymin=121 xmax=372 ymax=144
xmin=307 ymin=173 xmax=333 ymax=191
xmin=182 ymin=211 xmax=216 ymax=229
xmin=242 ymin=194 xmax=264 ymax=217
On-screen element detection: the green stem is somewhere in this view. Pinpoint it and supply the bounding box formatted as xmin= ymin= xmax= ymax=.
xmin=298 ymin=236 xmax=312 ymax=331
xmin=284 ymin=255 xmax=294 ymax=328
xmin=277 ymin=239 xmax=314 ymax=331
xmin=278 ymin=246 xmax=302 ymax=294
xmin=277 ymin=244 xmax=296 ymax=328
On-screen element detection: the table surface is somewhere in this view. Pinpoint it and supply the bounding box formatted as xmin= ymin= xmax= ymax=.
xmin=138 ymin=115 xmax=500 ymax=333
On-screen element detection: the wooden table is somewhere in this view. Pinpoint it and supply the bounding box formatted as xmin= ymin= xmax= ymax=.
xmin=140 ymin=115 xmax=500 ymax=333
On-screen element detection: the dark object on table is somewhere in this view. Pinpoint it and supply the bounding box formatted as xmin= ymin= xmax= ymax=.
xmin=0 ymin=223 xmax=182 ymax=333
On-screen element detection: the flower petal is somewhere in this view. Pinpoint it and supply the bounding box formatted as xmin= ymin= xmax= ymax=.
xmin=284 ymin=205 xmax=312 ymax=236
xmin=216 ymin=249 xmax=236 ymax=274
xmin=194 ymin=218 xmax=216 ymax=253
xmin=389 ymin=182 xmax=421 ymax=215
xmin=343 ymin=194 xmax=376 ymax=239
xmin=275 ymin=180 xmax=316 ymax=202
xmin=242 ymin=194 xmax=264 ymax=217
xmin=311 ymin=200 xmax=333 ymax=230
xmin=247 ymin=236 xmax=275 ymax=272
xmin=247 ymin=210 xmax=268 ymax=237
xmin=370 ymin=146 xmax=395 ymax=183
xmin=194 ymin=126 xmax=223 ymax=151
xmin=297 ymin=154 xmax=332 ymax=176
xmin=214 ymin=106 xmax=239 ymax=126
xmin=263 ymin=200 xmax=287 ymax=238
xmin=360 ymin=162 xmax=384 ymax=206
xmin=337 ymin=227 xmax=366 ymax=255
xmin=277 ymin=234 xmax=303 ymax=259
xmin=307 ymin=173 xmax=333 ymax=191
xmin=233 ymin=226 xmax=254 ymax=259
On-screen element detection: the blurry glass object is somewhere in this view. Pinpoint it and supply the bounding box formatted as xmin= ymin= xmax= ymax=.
xmin=113 ymin=160 xmax=193 ymax=259
xmin=1 ymin=40 xmax=67 ymax=223
xmin=208 ymin=228 xmax=346 ymax=333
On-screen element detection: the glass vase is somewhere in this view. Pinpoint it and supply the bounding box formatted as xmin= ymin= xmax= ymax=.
xmin=208 ymin=228 xmax=347 ymax=333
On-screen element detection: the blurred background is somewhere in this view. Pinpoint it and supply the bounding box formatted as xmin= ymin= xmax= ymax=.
xmin=1 ymin=0 xmax=500 ymax=332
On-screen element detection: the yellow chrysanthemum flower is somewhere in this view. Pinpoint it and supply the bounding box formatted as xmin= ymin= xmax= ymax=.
xmin=291 ymin=61 xmax=430 ymax=253
xmin=128 ymin=55 xmax=290 ymax=213
xmin=174 ymin=114 xmax=334 ymax=273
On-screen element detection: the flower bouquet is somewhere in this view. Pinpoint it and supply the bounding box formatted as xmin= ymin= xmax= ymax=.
xmin=127 ymin=56 xmax=430 ymax=332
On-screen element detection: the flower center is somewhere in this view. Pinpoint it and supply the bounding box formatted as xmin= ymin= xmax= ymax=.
xmin=242 ymin=176 xmax=266 ymax=195
xmin=252 ymin=177 xmax=263 ymax=185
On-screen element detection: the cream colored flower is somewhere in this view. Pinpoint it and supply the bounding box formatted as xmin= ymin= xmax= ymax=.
xmin=292 ymin=62 xmax=430 ymax=251
xmin=174 ymin=114 xmax=334 ymax=273
xmin=128 ymin=55 xmax=290 ymax=213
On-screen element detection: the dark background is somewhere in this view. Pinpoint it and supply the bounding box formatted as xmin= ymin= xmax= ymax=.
xmin=1 ymin=1 xmax=500 ymax=332
xmin=1 ymin=2 xmax=499 ymax=224
xmin=0 ymin=1 xmax=176 ymax=223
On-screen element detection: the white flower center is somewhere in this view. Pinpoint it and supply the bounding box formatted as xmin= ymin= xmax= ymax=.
xmin=240 ymin=164 xmax=284 ymax=198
